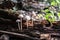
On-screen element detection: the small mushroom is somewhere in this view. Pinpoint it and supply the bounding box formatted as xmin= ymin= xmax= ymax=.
xmin=25 ymin=15 xmax=31 ymax=29
xmin=16 ymin=19 xmax=21 ymax=30
xmin=18 ymin=14 xmax=24 ymax=31
xmin=18 ymin=14 xmax=24 ymax=18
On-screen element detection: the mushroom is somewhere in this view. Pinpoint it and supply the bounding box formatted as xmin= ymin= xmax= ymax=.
xmin=25 ymin=15 xmax=31 ymax=29
xmin=16 ymin=19 xmax=21 ymax=30
xmin=32 ymin=11 xmax=36 ymax=16
xmin=18 ymin=14 xmax=24 ymax=18
xmin=31 ymin=11 xmax=36 ymax=28
xmin=18 ymin=14 xmax=24 ymax=31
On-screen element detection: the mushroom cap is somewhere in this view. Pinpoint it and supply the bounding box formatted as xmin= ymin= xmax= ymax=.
xmin=25 ymin=15 xmax=31 ymax=20
xmin=16 ymin=19 xmax=21 ymax=22
xmin=32 ymin=17 xmax=36 ymax=21
xmin=32 ymin=11 xmax=36 ymax=16
xmin=35 ymin=16 xmax=39 ymax=19
xmin=18 ymin=14 xmax=24 ymax=18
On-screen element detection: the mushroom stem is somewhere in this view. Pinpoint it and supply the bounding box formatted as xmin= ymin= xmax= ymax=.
xmin=21 ymin=18 xmax=22 ymax=31
xmin=32 ymin=17 xmax=34 ymax=29
xmin=18 ymin=22 xmax=20 ymax=30
xmin=27 ymin=20 xmax=28 ymax=29
xmin=32 ymin=19 xmax=33 ymax=28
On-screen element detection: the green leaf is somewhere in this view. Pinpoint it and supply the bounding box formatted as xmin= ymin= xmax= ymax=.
xmin=51 ymin=1 xmax=57 ymax=6
xmin=45 ymin=13 xmax=55 ymax=22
